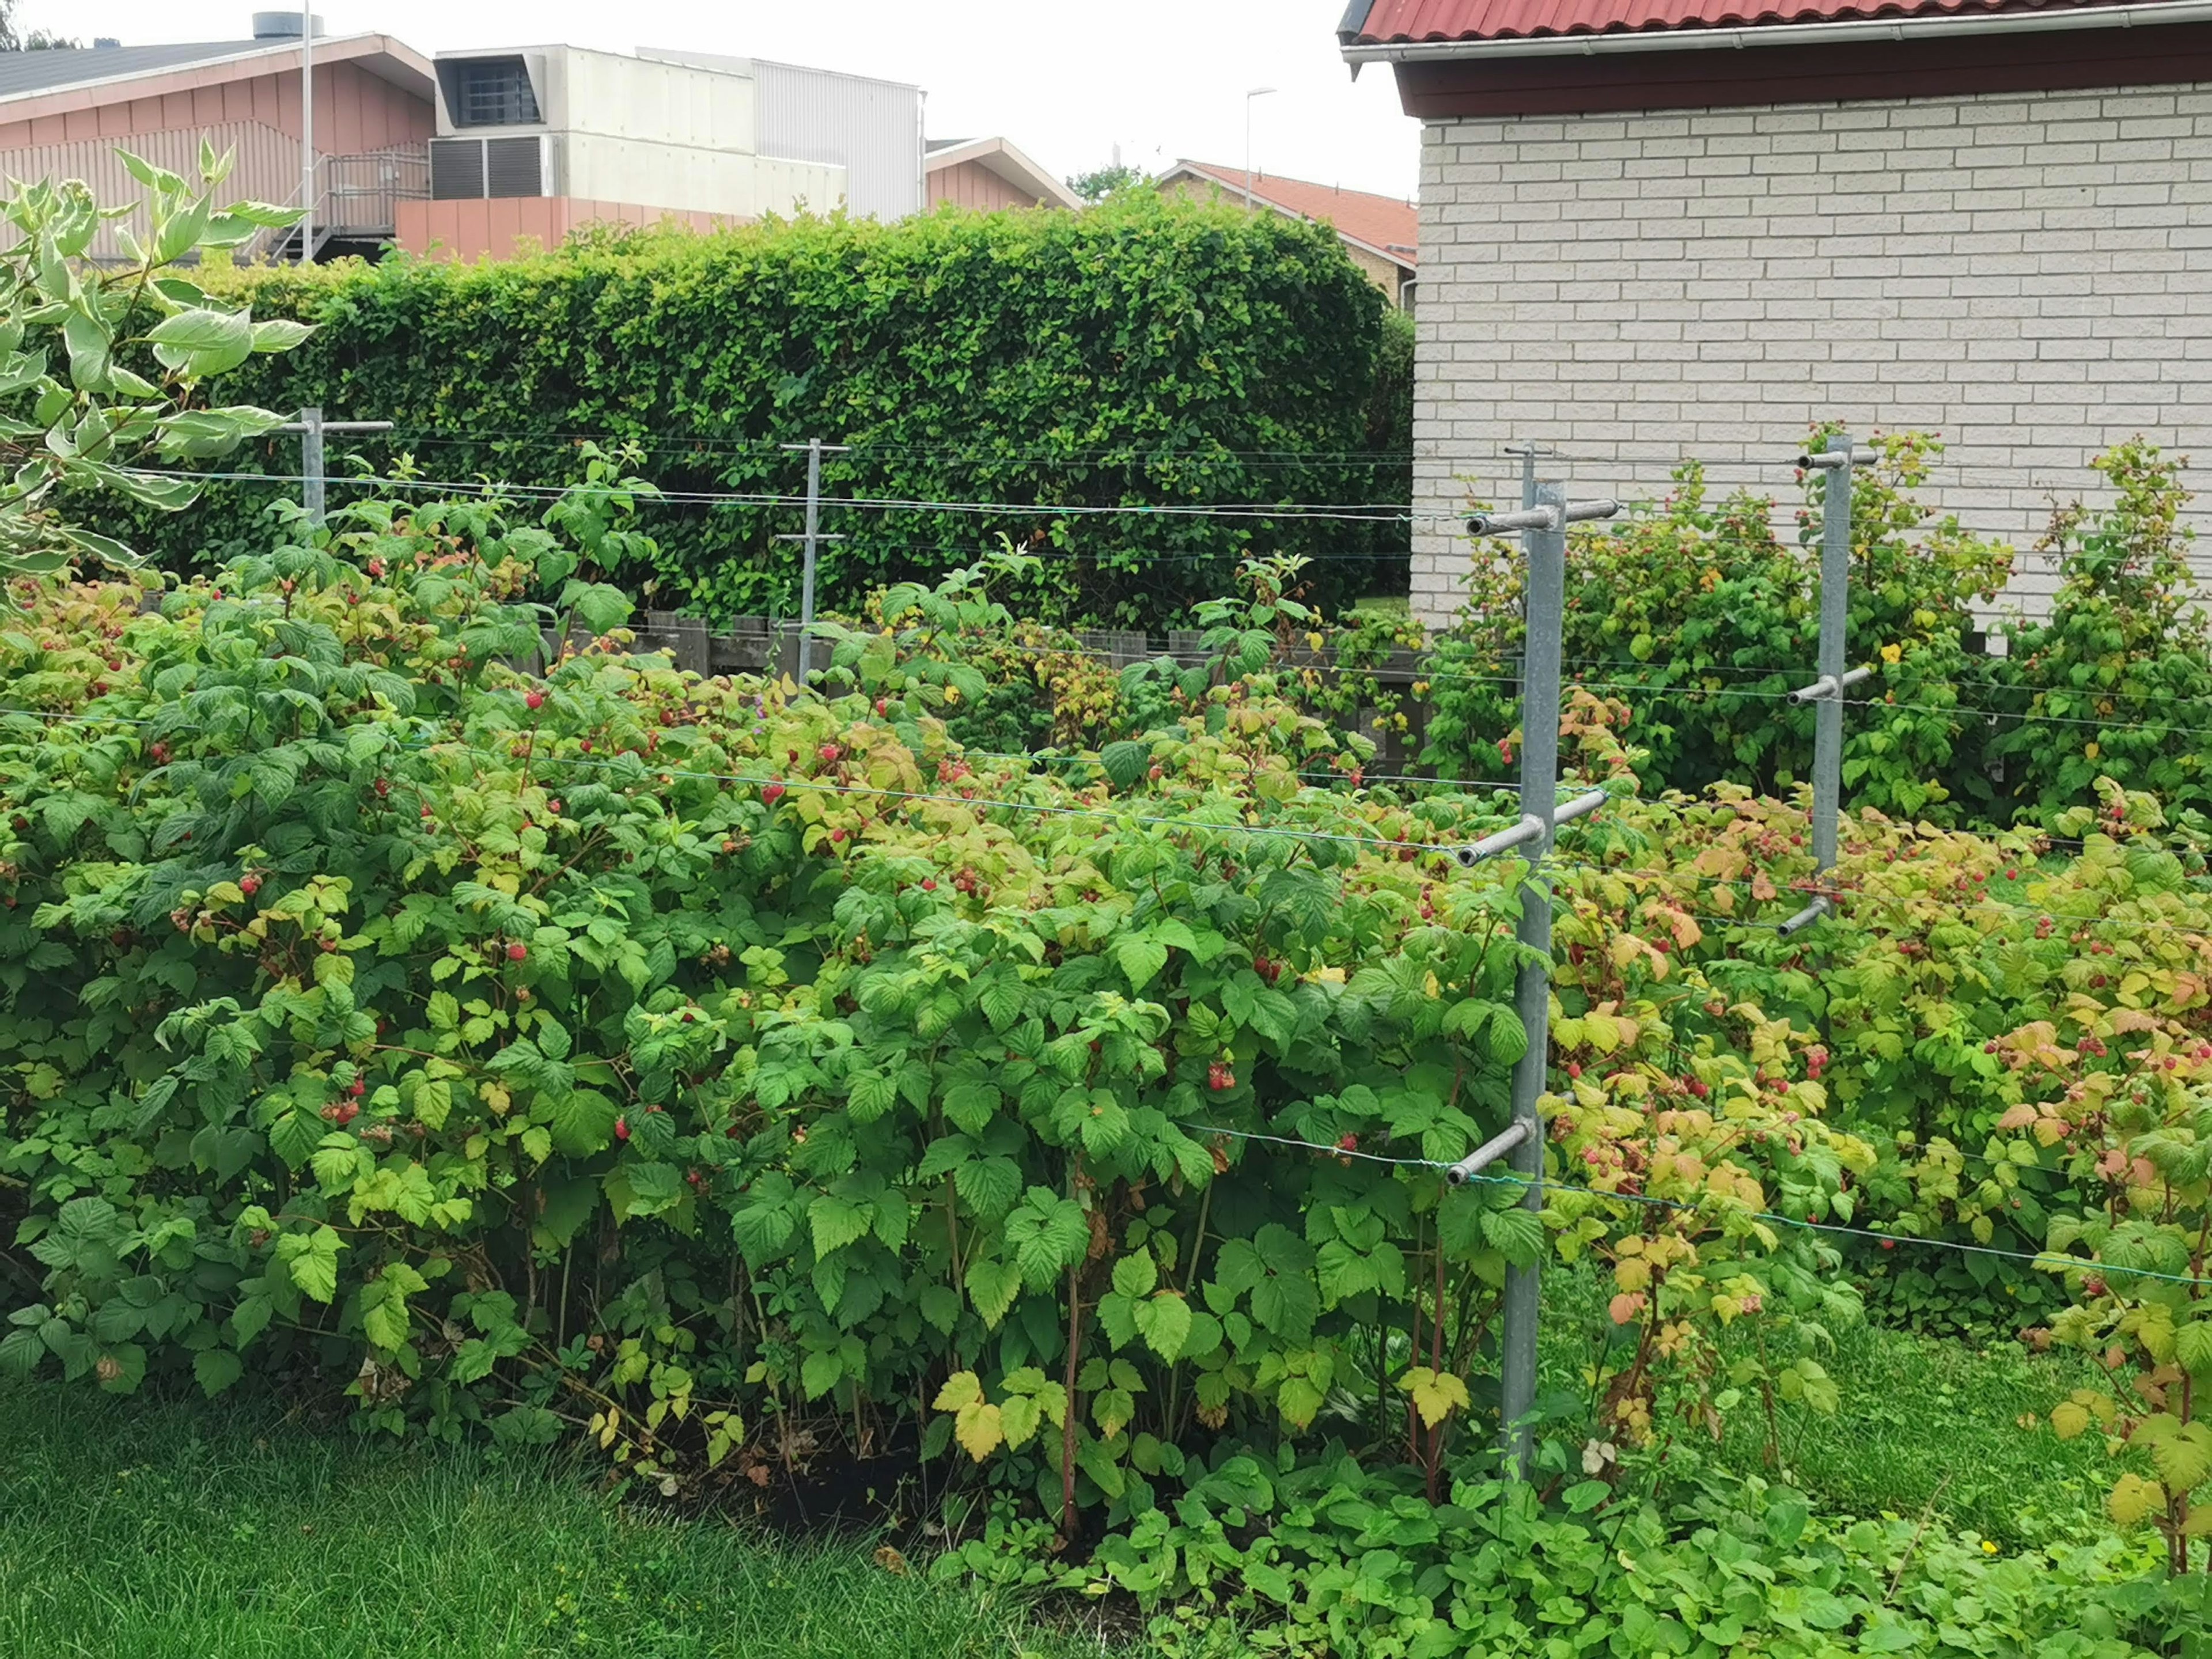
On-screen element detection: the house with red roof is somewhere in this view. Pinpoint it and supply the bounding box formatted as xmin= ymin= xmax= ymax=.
xmin=1157 ymin=160 xmax=1419 ymax=309
xmin=1338 ymin=0 xmax=2212 ymax=623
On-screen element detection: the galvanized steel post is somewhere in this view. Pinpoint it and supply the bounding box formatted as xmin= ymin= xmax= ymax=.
xmin=300 ymin=404 xmax=324 ymax=527
xmin=1812 ymin=435 xmax=1851 ymax=876
xmin=1499 ymin=480 xmax=1567 ymax=1476
xmin=1781 ymin=437 xmax=1869 ymax=937
xmin=801 ymin=437 xmax=823 ymax=679
xmin=278 ymin=409 xmax=392 ymax=529
xmin=776 ymin=439 xmax=850 ymax=685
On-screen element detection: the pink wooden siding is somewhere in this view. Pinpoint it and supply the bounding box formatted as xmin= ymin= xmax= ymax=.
xmin=0 ymin=61 xmax=430 ymax=151
xmin=396 ymin=198 xmax=747 ymax=262
xmin=0 ymin=59 xmax=434 ymax=261
xmin=927 ymin=158 xmax=1046 ymax=211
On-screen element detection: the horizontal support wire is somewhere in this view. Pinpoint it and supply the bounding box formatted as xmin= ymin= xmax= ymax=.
xmin=1181 ymin=1120 xmax=2212 ymax=1289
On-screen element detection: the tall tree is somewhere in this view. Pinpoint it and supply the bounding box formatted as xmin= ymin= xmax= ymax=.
xmin=1066 ymin=163 xmax=1147 ymax=205
xmin=0 ymin=1 xmax=81 ymax=50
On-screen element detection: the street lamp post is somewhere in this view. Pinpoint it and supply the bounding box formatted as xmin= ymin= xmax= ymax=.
xmin=1244 ymin=86 xmax=1277 ymax=209
xmin=300 ymin=5 xmax=315 ymax=265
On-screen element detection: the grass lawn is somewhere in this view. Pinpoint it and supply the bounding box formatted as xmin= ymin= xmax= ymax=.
xmin=1539 ymin=1264 xmax=2114 ymax=1545
xmin=0 ymin=1385 xmax=1112 ymax=1659
xmin=0 ymin=1289 xmax=2125 ymax=1658
xmin=1705 ymin=1320 xmax=2116 ymax=1544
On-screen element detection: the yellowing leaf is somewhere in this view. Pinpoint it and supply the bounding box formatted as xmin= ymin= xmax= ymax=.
xmin=1613 ymin=1257 xmax=1652 ymax=1294
xmin=933 ymin=1370 xmax=983 ymax=1413
xmin=2149 ymin=1421 xmax=2212 ymax=1493
xmin=955 ymin=1399 xmax=1004 ymax=1461
xmin=2109 ymin=1471 xmax=2166 ymax=1527
xmin=1397 ymin=1365 xmax=1471 ymax=1429
xmin=2050 ymin=1400 xmax=2091 ymax=1440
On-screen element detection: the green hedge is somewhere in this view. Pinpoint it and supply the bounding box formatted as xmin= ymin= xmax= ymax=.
xmin=142 ymin=196 xmax=1399 ymax=632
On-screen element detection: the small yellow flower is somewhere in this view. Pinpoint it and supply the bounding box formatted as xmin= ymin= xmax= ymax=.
xmin=1880 ymin=643 xmax=1903 ymax=666
xmin=1982 ymin=1540 xmax=1999 ymax=1555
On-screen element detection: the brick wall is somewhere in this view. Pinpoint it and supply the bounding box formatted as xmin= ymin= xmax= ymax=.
xmin=1410 ymin=83 xmax=2212 ymax=626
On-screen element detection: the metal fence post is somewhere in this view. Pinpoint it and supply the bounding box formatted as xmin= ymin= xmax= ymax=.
xmin=276 ymin=410 xmax=392 ymax=530
xmin=1782 ymin=437 xmax=1873 ymax=935
xmin=1444 ymin=482 xmax=1620 ymax=1478
xmin=777 ymin=438 xmax=850 ymax=685
xmin=1499 ymin=480 xmax=1567 ymax=1473
xmin=300 ymin=404 xmax=324 ymax=526
xmin=1811 ymin=436 xmax=1851 ymax=876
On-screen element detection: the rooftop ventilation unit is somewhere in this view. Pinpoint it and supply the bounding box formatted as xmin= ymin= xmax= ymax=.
xmin=252 ymin=12 xmax=325 ymax=39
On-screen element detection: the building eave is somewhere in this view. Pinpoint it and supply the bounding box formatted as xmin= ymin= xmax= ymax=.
xmin=1340 ymin=0 xmax=2212 ymax=62
xmin=927 ymin=135 xmax=1084 ymax=209
xmin=1157 ymin=161 xmax=1418 ymax=271
xmin=0 ymin=33 xmax=435 ymax=120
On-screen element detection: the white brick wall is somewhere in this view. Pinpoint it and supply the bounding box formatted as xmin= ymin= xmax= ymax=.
xmin=1410 ymin=83 xmax=2212 ymax=626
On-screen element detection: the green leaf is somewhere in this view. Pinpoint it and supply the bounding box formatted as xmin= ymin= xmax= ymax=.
xmin=1250 ymin=1272 xmax=1319 ymax=1343
xmin=61 ymin=310 xmax=112 ymax=392
xmin=543 ymin=1089 xmax=615 ymax=1156
xmin=964 ymin=1255 xmax=1020 ymax=1328
xmin=732 ymin=1189 xmax=799 ymax=1266
xmin=808 ymin=1194 xmax=872 ymax=1258
xmin=846 ymin=1069 xmax=898 ymax=1124
xmin=277 ymin=1226 xmax=343 ymax=1304
xmin=0 ymin=1325 xmax=44 ymax=1379
xmin=2177 ymin=1320 xmax=2212 ymax=1380
xmin=118 ymin=148 xmax=188 ymax=195
xmin=1277 ymin=1374 xmax=1325 ymax=1430
xmin=251 ymin=317 xmax=316 ymax=353
xmin=1114 ymin=935 xmax=1169 ymax=992
xmin=1100 ymin=740 xmax=1152 ymax=792
xmin=1478 ymin=1205 xmax=1544 ymax=1268
xmin=1111 ymin=1251 xmax=1158 ymax=1300
xmin=801 ymin=1348 xmax=844 ymax=1400
xmin=1005 ymin=1191 xmax=1090 ymax=1290
xmin=978 ymin=977 xmax=1025 ymax=1033
xmin=146 ymin=305 xmax=252 ymax=371
xmin=952 ymin=1155 xmax=1021 ymax=1219
xmin=1132 ymin=1292 xmax=1193 ymax=1362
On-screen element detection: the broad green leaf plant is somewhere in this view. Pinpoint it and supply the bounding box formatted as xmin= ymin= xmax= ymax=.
xmin=1 ymin=146 xmax=307 ymax=580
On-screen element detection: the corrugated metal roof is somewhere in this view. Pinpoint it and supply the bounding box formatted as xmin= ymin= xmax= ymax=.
xmin=1347 ymin=0 xmax=2153 ymax=44
xmin=1168 ymin=161 xmax=1419 ymax=265
xmin=0 ymin=40 xmax=269 ymax=101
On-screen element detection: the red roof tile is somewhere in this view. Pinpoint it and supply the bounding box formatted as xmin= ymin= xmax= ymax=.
xmin=1346 ymin=0 xmax=2153 ymax=44
xmin=1168 ymin=162 xmax=1419 ymax=265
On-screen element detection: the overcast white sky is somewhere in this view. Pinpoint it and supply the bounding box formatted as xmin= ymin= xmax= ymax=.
xmin=24 ymin=1 xmax=1422 ymax=201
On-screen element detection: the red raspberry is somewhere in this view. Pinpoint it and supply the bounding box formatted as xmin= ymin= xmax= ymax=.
xmin=525 ymin=690 xmax=545 ymax=711
xmin=762 ymin=783 xmax=786 ymax=805
xmin=614 ymin=1117 xmax=630 ymax=1143
xmin=507 ymin=942 xmax=527 ymax=962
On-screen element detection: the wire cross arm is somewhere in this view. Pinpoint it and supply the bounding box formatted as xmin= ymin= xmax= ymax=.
xmin=1443 ymin=1120 xmax=1532 ymax=1187
xmin=1789 ymin=665 xmax=1875 ymax=705
xmin=1465 ymin=498 xmax=1622 ymax=535
xmin=1453 ymin=786 xmax=1609 ymax=867
xmin=1798 ymin=448 xmax=1880 ymax=469
xmin=1777 ymin=894 xmax=1834 ymax=936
